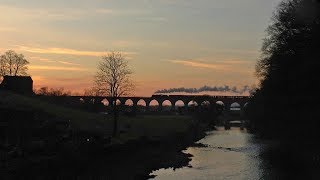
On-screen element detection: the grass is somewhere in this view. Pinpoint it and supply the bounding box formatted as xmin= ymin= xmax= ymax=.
xmin=0 ymin=91 xmax=195 ymax=143
xmin=114 ymin=115 xmax=194 ymax=143
xmin=0 ymin=91 xmax=112 ymax=134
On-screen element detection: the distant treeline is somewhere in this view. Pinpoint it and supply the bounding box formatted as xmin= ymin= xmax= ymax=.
xmin=35 ymin=87 xmax=72 ymax=96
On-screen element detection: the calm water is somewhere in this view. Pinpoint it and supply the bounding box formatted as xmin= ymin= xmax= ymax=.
xmin=150 ymin=127 xmax=274 ymax=180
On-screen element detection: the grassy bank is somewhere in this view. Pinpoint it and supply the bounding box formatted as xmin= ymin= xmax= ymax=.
xmin=1 ymin=90 xmax=196 ymax=142
xmin=1 ymin=114 xmax=206 ymax=180
xmin=1 ymin=91 xmax=209 ymax=179
xmin=113 ymin=115 xmax=195 ymax=143
xmin=0 ymin=91 xmax=111 ymax=135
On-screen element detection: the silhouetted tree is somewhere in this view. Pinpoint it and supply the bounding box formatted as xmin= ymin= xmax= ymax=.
xmin=249 ymin=0 xmax=320 ymax=139
xmin=83 ymin=87 xmax=102 ymax=96
xmin=36 ymin=86 xmax=71 ymax=96
xmin=94 ymin=51 xmax=134 ymax=136
xmin=0 ymin=50 xmax=29 ymax=76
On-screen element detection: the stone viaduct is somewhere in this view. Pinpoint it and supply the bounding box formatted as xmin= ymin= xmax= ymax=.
xmin=0 ymin=76 xmax=249 ymax=112
xmin=36 ymin=95 xmax=250 ymax=112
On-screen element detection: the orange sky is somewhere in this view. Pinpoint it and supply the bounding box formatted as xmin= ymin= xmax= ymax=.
xmin=0 ymin=0 xmax=281 ymax=96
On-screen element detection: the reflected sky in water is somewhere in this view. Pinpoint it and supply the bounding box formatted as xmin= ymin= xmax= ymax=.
xmin=150 ymin=127 xmax=273 ymax=180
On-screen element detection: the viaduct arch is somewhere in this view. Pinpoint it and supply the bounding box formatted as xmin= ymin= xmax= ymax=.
xmin=36 ymin=95 xmax=250 ymax=112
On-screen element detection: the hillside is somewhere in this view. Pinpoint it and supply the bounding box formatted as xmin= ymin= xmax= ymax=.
xmin=0 ymin=90 xmax=112 ymax=135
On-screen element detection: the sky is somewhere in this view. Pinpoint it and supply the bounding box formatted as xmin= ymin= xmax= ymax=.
xmin=0 ymin=0 xmax=282 ymax=96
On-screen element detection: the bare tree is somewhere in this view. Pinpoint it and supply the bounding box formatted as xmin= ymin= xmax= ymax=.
xmin=0 ymin=50 xmax=29 ymax=76
xmin=94 ymin=51 xmax=134 ymax=136
xmin=0 ymin=57 xmax=6 ymax=77
xmin=36 ymin=87 xmax=49 ymax=95
xmin=83 ymin=87 xmax=103 ymax=96
xmin=35 ymin=86 xmax=71 ymax=96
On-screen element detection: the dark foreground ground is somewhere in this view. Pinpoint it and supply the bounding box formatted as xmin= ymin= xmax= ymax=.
xmin=259 ymin=140 xmax=320 ymax=180
xmin=0 ymin=121 xmax=211 ymax=180
xmin=1 ymin=91 xmax=216 ymax=180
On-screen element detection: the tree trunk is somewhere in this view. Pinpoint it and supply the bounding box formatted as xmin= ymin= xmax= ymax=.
xmin=112 ymin=100 xmax=118 ymax=137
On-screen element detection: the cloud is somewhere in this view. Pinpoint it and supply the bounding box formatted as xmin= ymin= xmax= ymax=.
xmin=0 ymin=5 xmax=151 ymax=23
xmin=95 ymin=8 xmax=150 ymax=16
xmin=214 ymin=48 xmax=260 ymax=56
xmin=168 ymin=59 xmax=253 ymax=74
xmin=169 ymin=60 xmax=229 ymax=71
xmin=30 ymin=56 xmax=56 ymax=63
xmin=0 ymin=5 xmax=85 ymax=21
xmin=57 ymin=61 xmax=81 ymax=66
xmin=95 ymin=8 xmax=115 ymax=14
xmin=221 ymin=60 xmax=251 ymax=65
xmin=111 ymin=40 xmax=141 ymax=48
xmin=30 ymin=56 xmax=81 ymax=66
xmin=29 ymin=65 xmax=88 ymax=72
xmin=52 ymin=77 xmax=92 ymax=82
xmin=138 ymin=17 xmax=167 ymax=22
xmin=0 ymin=27 xmax=18 ymax=32
xmin=17 ymin=46 xmax=136 ymax=57
xmin=96 ymin=8 xmax=166 ymax=23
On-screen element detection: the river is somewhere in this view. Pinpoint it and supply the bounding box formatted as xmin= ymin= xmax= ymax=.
xmin=150 ymin=127 xmax=276 ymax=180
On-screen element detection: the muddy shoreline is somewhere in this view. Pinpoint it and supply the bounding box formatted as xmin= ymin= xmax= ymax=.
xmin=1 ymin=122 xmax=212 ymax=180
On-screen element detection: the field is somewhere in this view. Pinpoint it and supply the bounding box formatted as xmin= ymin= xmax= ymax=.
xmin=114 ymin=115 xmax=194 ymax=143
xmin=0 ymin=91 xmax=195 ymax=144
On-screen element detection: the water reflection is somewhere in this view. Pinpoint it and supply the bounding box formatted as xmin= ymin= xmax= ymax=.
xmin=150 ymin=127 xmax=273 ymax=180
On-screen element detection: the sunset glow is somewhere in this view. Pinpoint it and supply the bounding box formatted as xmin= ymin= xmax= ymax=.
xmin=0 ymin=0 xmax=282 ymax=96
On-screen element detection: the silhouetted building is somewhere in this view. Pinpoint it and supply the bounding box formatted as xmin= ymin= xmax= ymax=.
xmin=0 ymin=76 xmax=33 ymax=95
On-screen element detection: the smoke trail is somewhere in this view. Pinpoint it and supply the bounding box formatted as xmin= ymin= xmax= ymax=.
xmin=154 ymin=85 xmax=251 ymax=94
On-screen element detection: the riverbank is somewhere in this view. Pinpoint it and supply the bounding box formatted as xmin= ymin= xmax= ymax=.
xmin=1 ymin=117 xmax=212 ymax=180
xmin=0 ymin=91 xmax=215 ymax=179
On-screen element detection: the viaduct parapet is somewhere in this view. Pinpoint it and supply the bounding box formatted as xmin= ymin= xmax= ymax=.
xmin=36 ymin=95 xmax=250 ymax=111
